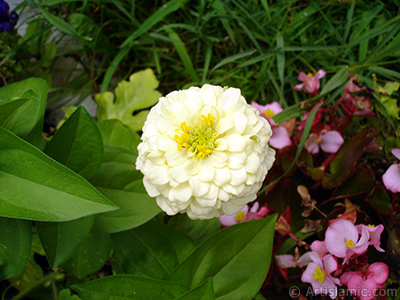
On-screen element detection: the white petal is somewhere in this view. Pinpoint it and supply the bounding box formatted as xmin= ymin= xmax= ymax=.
xmin=215 ymin=167 xmax=232 ymax=186
xmin=189 ymin=176 xmax=210 ymax=197
xmin=224 ymin=134 xmax=247 ymax=152
xmin=244 ymin=153 xmax=261 ymax=174
xmin=185 ymin=157 xmax=203 ymax=175
xmin=215 ymin=117 xmax=234 ymax=134
xmin=218 ymin=87 xmax=241 ymax=111
xmin=143 ymin=177 xmax=160 ymax=197
xmin=228 ymin=152 xmax=247 ymax=169
xmin=171 ymin=183 xmax=192 ymax=203
xmin=170 ymin=162 xmax=191 ymax=183
xmin=208 ymin=151 xmax=228 ymax=168
xmin=165 ymin=149 xmax=188 ymax=167
xmin=230 ymin=167 xmax=247 ymax=186
xmin=198 ymin=159 xmax=215 ymax=182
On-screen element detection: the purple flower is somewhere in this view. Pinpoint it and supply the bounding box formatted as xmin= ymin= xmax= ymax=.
xmin=0 ymin=0 xmax=18 ymax=33
xmin=305 ymin=130 xmax=344 ymax=154
xmin=382 ymin=148 xmax=400 ymax=193
xmin=294 ymin=70 xmax=326 ymax=94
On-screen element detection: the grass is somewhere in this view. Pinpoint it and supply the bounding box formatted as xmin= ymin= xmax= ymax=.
xmin=9 ymin=0 xmax=400 ymax=109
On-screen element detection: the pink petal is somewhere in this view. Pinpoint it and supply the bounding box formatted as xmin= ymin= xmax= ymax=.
xmin=293 ymin=83 xmax=305 ymax=91
xmin=315 ymin=69 xmax=326 ymax=79
xmin=270 ymin=126 xmax=292 ymax=149
xmin=348 ymin=276 xmax=376 ymax=300
xmin=392 ymin=148 xmax=400 ymax=160
xmin=298 ymin=72 xmax=309 ymax=82
xmin=362 ymin=224 xmax=385 ymax=252
xmin=322 ymin=254 xmax=338 ymax=274
xmin=305 ymin=133 xmax=320 ymax=154
xmin=250 ymin=202 xmax=259 ymax=213
xmin=322 ymin=277 xmax=339 ymax=299
xmin=320 ymin=131 xmax=344 ymax=153
xmin=311 ymin=241 xmax=328 ymax=258
xmin=251 ymin=102 xmax=269 ymax=118
xmin=340 ymin=271 xmax=358 ymax=286
xmin=325 ymin=219 xmax=358 ymax=258
xmin=219 ymin=205 xmax=249 ymax=226
xmin=275 ymin=255 xmax=297 ymax=268
xmin=264 ymin=101 xmax=283 ymax=115
xmin=297 ymin=252 xmax=312 ymax=268
xmin=352 ymin=225 xmax=370 ymax=255
xmin=368 ymin=262 xmax=389 ymax=284
xmin=382 ymin=164 xmax=400 ymax=193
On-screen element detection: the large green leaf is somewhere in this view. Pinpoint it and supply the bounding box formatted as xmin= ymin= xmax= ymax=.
xmin=112 ymin=221 xmax=196 ymax=279
xmin=0 ymin=127 xmax=118 ymax=222
xmin=0 ymin=218 xmax=32 ymax=280
xmin=0 ymin=99 xmax=29 ymax=128
xmin=36 ymin=216 xmax=94 ymax=269
xmin=168 ymin=214 xmax=222 ymax=244
xmin=96 ymin=69 xmax=162 ymax=131
xmin=72 ymin=275 xmax=188 ymax=300
xmin=90 ymin=145 xmax=161 ymax=233
xmin=366 ymin=186 xmax=393 ymax=215
xmin=61 ymin=232 xmax=111 ymax=279
xmin=45 ymin=106 xmax=103 ymax=179
xmin=173 ymin=278 xmax=215 ymax=300
xmin=169 ymin=215 xmax=277 ymax=300
xmin=97 ymin=119 xmax=140 ymax=152
xmin=0 ymin=78 xmax=47 ymax=146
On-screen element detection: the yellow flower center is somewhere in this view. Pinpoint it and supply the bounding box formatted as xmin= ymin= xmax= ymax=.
xmin=235 ymin=211 xmax=246 ymax=222
xmin=345 ymin=239 xmax=354 ymax=248
xmin=368 ymin=224 xmax=375 ymax=228
xmin=307 ymin=73 xmax=314 ymax=78
xmin=398 ymin=163 xmax=400 ymax=170
xmin=316 ymin=138 xmax=322 ymax=144
xmin=313 ymin=266 xmax=325 ymax=284
xmin=263 ymin=109 xmax=275 ymax=118
xmin=174 ymin=114 xmax=219 ymax=159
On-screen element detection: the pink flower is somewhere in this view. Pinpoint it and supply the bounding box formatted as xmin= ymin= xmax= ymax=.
xmin=340 ymin=263 xmax=389 ymax=300
xmin=251 ymin=101 xmax=292 ymax=149
xmin=298 ymin=100 xmax=324 ymax=131
xmin=311 ymin=240 xmax=328 ymax=258
xmin=219 ymin=202 xmax=268 ymax=226
xmin=357 ymin=224 xmax=385 ymax=252
xmin=301 ymin=252 xmax=340 ymax=299
xmin=276 ymin=252 xmax=311 ymax=269
xmin=325 ymin=219 xmax=370 ymax=263
xmin=382 ymin=149 xmax=400 ymax=193
xmin=294 ymin=70 xmax=326 ymax=94
xmin=305 ymin=130 xmax=344 ymax=154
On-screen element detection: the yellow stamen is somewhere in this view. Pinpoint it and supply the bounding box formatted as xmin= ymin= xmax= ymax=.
xmin=316 ymin=138 xmax=322 ymax=144
xmin=398 ymin=163 xmax=400 ymax=170
xmin=313 ymin=266 xmax=325 ymax=284
xmin=201 ymin=113 xmax=216 ymax=127
xmin=368 ymin=224 xmax=375 ymax=228
xmin=196 ymin=144 xmax=212 ymax=159
xmin=307 ymin=73 xmax=314 ymax=78
xmin=235 ymin=211 xmax=246 ymax=222
xmin=345 ymin=239 xmax=354 ymax=248
xmin=263 ymin=109 xmax=275 ymax=118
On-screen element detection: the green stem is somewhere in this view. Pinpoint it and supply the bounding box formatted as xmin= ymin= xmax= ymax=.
xmin=12 ymin=272 xmax=60 ymax=300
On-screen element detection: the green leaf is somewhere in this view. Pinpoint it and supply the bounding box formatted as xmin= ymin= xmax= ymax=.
xmin=322 ymin=129 xmax=373 ymax=189
xmin=36 ymin=216 xmax=94 ymax=269
xmin=168 ymin=214 xmax=222 ymax=244
xmin=61 ymin=232 xmax=111 ymax=279
xmin=90 ymin=145 xmax=161 ymax=233
xmin=0 ymin=98 xmax=29 ymax=128
xmin=120 ymin=0 xmax=188 ymax=48
xmin=320 ymin=67 xmax=350 ymax=95
xmin=112 ymin=221 xmax=196 ymax=279
xmin=45 ymin=106 xmax=104 ymax=179
xmin=0 ymin=218 xmax=32 ymax=280
xmin=173 ymin=278 xmax=215 ymax=300
xmin=96 ymin=68 xmax=162 ymax=131
xmin=59 ymin=289 xmax=82 ymax=300
xmin=97 ymin=119 xmax=140 ymax=152
xmin=0 ymin=78 xmax=47 ymax=146
xmin=331 ymin=168 xmax=376 ymax=199
xmin=366 ymin=186 xmax=393 ymax=215
xmin=165 ymin=28 xmax=199 ymax=83
xmin=68 ymin=13 xmax=106 ymax=49
xmin=169 ymin=215 xmax=277 ymax=300
xmin=381 ymin=95 xmax=400 ymax=120
xmin=72 ymin=275 xmax=188 ymax=300
xmin=0 ymin=127 xmax=118 ymax=222
xmin=39 ymin=8 xmax=92 ymax=41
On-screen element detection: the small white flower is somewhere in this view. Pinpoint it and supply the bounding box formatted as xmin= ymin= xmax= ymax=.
xmin=136 ymin=84 xmax=275 ymax=219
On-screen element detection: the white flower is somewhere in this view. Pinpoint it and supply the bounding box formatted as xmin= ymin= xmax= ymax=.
xmin=136 ymin=84 xmax=275 ymax=219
